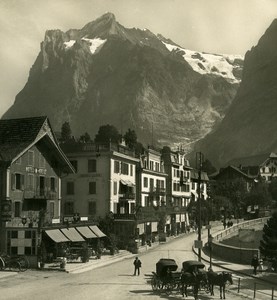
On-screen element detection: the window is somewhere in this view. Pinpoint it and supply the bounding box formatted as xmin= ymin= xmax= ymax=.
xmin=114 ymin=161 xmax=120 ymax=173
xmin=113 ymin=181 xmax=117 ymax=195
xmin=64 ymin=202 xmax=74 ymax=214
xmin=70 ymin=160 xmax=78 ymax=172
xmin=89 ymin=182 xmax=96 ymax=194
xmin=28 ymin=150 xmax=34 ymax=166
xmin=14 ymin=202 xmax=21 ymax=218
xmin=14 ymin=173 xmax=24 ymax=190
xmin=150 ymin=161 xmax=154 ymax=170
xmin=130 ymin=165 xmax=133 ymax=176
xmin=88 ymin=202 xmax=96 ymax=215
xmin=66 ymin=182 xmax=74 ymax=195
xmin=143 ymin=177 xmax=148 ymax=188
xmin=49 ymin=202 xmax=55 ymax=217
xmin=50 ymin=177 xmax=56 ymax=192
xmin=88 ymin=159 xmax=96 ymax=173
xmin=145 ymin=196 xmax=151 ymax=207
xmin=121 ymin=162 xmax=129 ymax=175
xmin=150 ymin=178 xmax=154 ymax=189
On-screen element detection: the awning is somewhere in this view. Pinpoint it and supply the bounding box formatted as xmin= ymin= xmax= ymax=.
xmin=120 ymin=179 xmax=135 ymax=187
xmin=45 ymin=229 xmax=70 ymax=243
xmin=151 ymin=222 xmax=158 ymax=232
xmin=137 ymin=223 xmax=145 ymax=234
xmin=76 ymin=226 xmax=98 ymax=239
xmin=60 ymin=228 xmax=85 ymax=242
xmin=89 ymin=225 xmax=106 ymax=238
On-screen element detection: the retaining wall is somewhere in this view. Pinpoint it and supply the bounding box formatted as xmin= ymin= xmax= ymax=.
xmin=210 ymin=217 xmax=269 ymax=264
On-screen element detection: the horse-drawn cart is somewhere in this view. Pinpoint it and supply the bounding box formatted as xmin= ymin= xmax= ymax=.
xmin=150 ymin=258 xmax=181 ymax=295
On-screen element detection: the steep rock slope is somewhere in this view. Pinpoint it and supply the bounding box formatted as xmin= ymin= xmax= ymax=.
xmin=3 ymin=13 xmax=242 ymax=147
xmin=193 ymin=19 xmax=277 ymax=167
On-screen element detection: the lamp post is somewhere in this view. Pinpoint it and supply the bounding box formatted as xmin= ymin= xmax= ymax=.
xmin=208 ymin=233 xmax=213 ymax=269
xmin=196 ymin=152 xmax=204 ymax=262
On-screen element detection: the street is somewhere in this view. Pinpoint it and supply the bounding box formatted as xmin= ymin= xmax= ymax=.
xmin=0 ymin=229 xmax=272 ymax=300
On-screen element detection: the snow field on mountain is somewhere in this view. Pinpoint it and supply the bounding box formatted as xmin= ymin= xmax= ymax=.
xmin=64 ymin=38 xmax=107 ymax=54
xmin=162 ymin=41 xmax=242 ymax=82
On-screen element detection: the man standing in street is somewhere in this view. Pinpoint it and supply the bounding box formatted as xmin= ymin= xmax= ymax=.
xmin=251 ymin=255 xmax=259 ymax=275
xmin=133 ymin=257 xmax=142 ymax=276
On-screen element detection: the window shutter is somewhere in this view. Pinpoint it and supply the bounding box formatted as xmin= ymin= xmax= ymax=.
xmin=11 ymin=173 xmax=15 ymax=190
xmin=54 ymin=178 xmax=57 ymax=192
xmin=21 ymin=174 xmax=25 ymax=190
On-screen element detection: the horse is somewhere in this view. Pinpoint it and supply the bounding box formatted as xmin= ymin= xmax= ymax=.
xmin=207 ymin=271 xmax=233 ymax=299
xmin=180 ymin=271 xmax=208 ymax=300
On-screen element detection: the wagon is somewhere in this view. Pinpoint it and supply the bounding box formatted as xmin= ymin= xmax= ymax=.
xmin=181 ymin=260 xmax=210 ymax=295
xmin=150 ymin=258 xmax=181 ymax=295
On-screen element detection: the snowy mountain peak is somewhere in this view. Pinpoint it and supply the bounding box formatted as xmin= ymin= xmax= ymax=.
xmin=161 ymin=41 xmax=243 ymax=83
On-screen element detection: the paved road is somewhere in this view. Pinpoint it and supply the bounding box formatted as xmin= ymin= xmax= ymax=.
xmin=0 ymin=230 xmax=268 ymax=300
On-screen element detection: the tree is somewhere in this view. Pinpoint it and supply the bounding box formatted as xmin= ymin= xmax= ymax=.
xmin=79 ymin=132 xmax=91 ymax=143
xmin=202 ymin=159 xmax=217 ymax=175
xmin=124 ymin=129 xmax=137 ymax=149
xmin=94 ymin=124 xmax=121 ymax=144
xmin=269 ymin=178 xmax=277 ymax=201
xmin=260 ymin=211 xmax=277 ymax=259
xmin=61 ymin=121 xmax=72 ymax=142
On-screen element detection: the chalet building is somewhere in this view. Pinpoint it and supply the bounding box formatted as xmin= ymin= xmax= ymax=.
xmin=161 ymin=148 xmax=191 ymax=235
xmin=228 ymin=152 xmax=277 ymax=182
xmin=210 ymin=165 xmax=256 ymax=192
xmin=135 ymin=147 xmax=167 ymax=243
xmin=0 ymin=117 xmax=74 ymax=266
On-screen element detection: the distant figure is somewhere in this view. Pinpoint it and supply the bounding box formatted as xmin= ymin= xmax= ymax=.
xmin=133 ymin=257 xmax=142 ymax=276
xmin=251 ymin=255 xmax=259 ymax=275
xmin=258 ymin=258 xmax=264 ymax=271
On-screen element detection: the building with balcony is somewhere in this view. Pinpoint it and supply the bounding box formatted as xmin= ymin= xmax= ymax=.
xmin=61 ymin=140 xmax=139 ymax=221
xmin=0 ymin=116 xmax=74 ymax=265
xmin=135 ymin=147 xmax=167 ymax=243
xmin=161 ymin=147 xmax=192 ymax=235
xmin=190 ymin=169 xmax=209 ymax=201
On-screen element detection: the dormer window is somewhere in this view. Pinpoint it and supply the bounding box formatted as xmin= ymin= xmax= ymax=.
xmin=28 ymin=150 xmax=34 ymax=166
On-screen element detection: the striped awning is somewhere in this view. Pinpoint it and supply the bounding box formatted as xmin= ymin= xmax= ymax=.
xmin=76 ymin=226 xmax=98 ymax=239
xmin=60 ymin=227 xmax=85 ymax=242
xmin=45 ymin=229 xmax=70 ymax=243
xmin=89 ymin=225 xmax=106 ymax=238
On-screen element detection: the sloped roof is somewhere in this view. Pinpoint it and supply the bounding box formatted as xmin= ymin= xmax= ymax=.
xmin=227 ymin=153 xmax=272 ymax=167
xmin=212 ymin=165 xmax=256 ymax=180
xmin=0 ymin=116 xmax=47 ymax=161
xmin=0 ymin=116 xmax=74 ymax=173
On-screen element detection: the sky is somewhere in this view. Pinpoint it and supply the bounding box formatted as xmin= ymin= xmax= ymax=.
xmin=0 ymin=0 xmax=277 ymax=118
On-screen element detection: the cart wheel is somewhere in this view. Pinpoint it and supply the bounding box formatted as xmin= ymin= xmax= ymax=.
xmin=17 ymin=256 xmax=29 ymax=272
xmin=165 ymin=282 xmax=173 ymax=295
xmin=9 ymin=261 xmax=21 ymax=272
xmin=151 ymin=278 xmax=158 ymax=291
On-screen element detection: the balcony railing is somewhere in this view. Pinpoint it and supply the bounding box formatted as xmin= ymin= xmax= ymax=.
xmin=149 ymin=187 xmax=166 ymax=196
xmin=24 ymin=189 xmax=57 ymax=200
xmin=119 ymin=193 xmax=135 ymax=200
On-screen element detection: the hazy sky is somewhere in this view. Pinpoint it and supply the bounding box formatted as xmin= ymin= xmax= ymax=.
xmin=1 ymin=0 xmax=277 ymax=117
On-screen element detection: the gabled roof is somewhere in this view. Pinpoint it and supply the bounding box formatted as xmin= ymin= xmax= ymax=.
xmin=227 ymin=153 xmax=275 ymax=168
xmin=0 ymin=116 xmax=74 ymax=173
xmin=211 ymin=165 xmax=256 ymax=180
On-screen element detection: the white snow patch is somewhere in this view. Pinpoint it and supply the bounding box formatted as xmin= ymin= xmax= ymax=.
xmin=82 ymin=38 xmax=107 ymax=54
xmin=64 ymin=40 xmax=76 ymax=49
xmin=162 ymin=42 xmax=243 ymax=82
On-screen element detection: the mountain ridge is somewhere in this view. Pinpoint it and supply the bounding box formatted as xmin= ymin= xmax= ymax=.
xmin=3 ymin=13 xmax=242 ymax=149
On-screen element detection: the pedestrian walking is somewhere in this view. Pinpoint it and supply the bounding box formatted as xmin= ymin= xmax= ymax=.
xmin=251 ymin=255 xmax=259 ymax=275
xmin=133 ymin=256 xmax=142 ymax=276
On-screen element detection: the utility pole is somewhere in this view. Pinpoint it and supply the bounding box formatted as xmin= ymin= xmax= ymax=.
xmin=196 ymin=152 xmax=203 ymax=262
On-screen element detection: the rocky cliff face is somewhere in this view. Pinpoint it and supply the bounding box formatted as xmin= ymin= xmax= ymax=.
xmin=3 ymin=13 xmax=242 ymax=147
xmin=193 ymin=19 xmax=277 ymax=167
